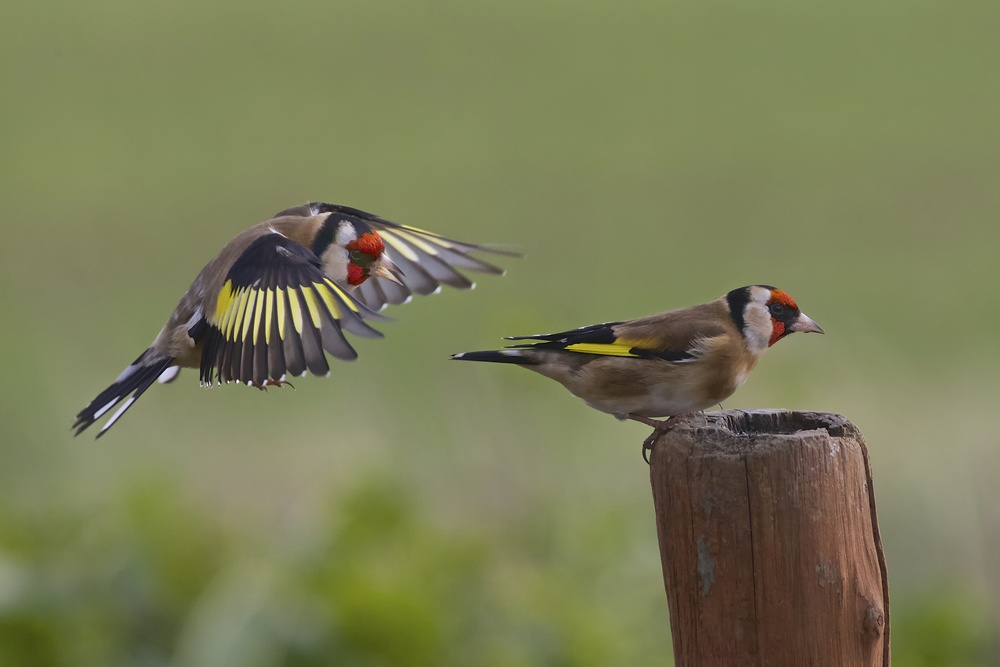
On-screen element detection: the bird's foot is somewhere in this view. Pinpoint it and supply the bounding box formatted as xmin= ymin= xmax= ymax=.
xmin=640 ymin=430 xmax=660 ymax=465
xmin=251 ymin=379 xmax=296 ymax=392
xmin=628 ymin=412 xmax=698 ymax=465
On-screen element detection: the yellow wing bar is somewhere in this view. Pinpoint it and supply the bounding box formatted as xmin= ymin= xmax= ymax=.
xmin=212 ymin=279 xmax=359 ymax=346
xmin=562 ymin=343 xmax=643 ymax=357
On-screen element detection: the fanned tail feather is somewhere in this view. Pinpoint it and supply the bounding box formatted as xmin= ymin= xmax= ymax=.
xmin=74 ymin=349 xmax=175 ymax=438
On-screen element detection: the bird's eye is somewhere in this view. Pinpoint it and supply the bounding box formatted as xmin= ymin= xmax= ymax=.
xmin=349 ymin=249 xmax=363 ymax=261
xmin=769 ymin=303 xmax=785 ymax=316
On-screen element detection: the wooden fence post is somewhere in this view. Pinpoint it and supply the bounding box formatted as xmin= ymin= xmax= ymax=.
xmin=648 ymin=409 xmax=890 ymax=666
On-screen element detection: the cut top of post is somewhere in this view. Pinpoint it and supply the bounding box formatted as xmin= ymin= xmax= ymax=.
xmin=668 ymin=409 xmax=863 ymax=453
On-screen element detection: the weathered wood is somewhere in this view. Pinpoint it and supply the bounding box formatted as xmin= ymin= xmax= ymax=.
xmin=648 ymin=410 xmax=889 ymax=667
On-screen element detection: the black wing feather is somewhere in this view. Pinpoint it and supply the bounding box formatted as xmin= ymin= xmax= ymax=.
xmin=505 ymin=322 xmax=623 ymax=345
xmin=201 ymin=233 xmax=383 ymax=386
xmin=504 ymin=321 xmax=696 ymax=362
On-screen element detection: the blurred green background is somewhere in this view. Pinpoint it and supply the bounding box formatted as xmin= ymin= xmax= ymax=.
xmin=2 ymin=0 xmax=999 ymax=664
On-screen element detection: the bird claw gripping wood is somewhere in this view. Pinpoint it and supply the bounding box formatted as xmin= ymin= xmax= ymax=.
xmin=629 ymin=414 xmax=675 ymax=464
xmin=641 ymin=431 xmax=660 ymax=465
xmin=629 ymin=413 xmax=696 ymax=465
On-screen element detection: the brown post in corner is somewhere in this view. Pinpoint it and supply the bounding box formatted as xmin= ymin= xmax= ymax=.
xmin=648 ymin=410 xmax=890 ymax=667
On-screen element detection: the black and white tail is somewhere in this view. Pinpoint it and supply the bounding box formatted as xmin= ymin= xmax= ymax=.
xmin=74 ymin=348 xmax=176 ymax=438
xmin=450 ymin=350 xmax=537 ymax=365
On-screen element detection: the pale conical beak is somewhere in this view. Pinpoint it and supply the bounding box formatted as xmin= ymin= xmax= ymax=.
xmin=790 ymin=312 xmax=824 ymax=334
xmin=371 ymin=255 xmax=405 ymax=286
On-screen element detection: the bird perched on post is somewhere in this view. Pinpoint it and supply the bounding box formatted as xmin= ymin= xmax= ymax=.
xmin=452 ymin=285 xmax=823 ymax=459
xmin=74 ymin=202 xmax=516 ymax=438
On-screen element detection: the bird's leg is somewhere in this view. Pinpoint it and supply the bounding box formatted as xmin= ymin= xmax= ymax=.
xmin=627 ymin=414 xmax=673 ymax=430
xmin=628 ymin=412 xmax=699 ymax=465
xmin=251 ymin=378 xmax=296 ymax=392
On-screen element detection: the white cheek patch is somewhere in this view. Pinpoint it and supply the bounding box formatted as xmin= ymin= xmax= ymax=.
xmin=742 ymin=303 xmax=773 ymax=354
xmin=335 ymin=221 xmax=357 ymax=246
xmin=743 ymin=325 xmax=770 ymax=353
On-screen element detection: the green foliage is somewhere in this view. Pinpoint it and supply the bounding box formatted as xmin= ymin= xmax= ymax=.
xmin=893 ymin=592 xmax=998 ymax=667
xmin=0 ymin=476 xmax=665 ymax=665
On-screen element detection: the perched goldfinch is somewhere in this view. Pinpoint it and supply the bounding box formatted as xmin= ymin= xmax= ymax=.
xmin=453 ymin=285 xmax=823 ymax=452
xmin=75 ymin=202 xmax=515 ymax=438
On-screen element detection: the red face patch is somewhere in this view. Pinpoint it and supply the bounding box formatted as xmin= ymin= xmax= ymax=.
xmin=346 ymin=263 xmax=366 ymax=286
xmin=346 ymin=231 xmax=385 ymax=257
xmin=767 ymin=289 xmax=799 ymax=310
xmin=768 ymin=289 xmax=798 ymax=310
xmin=768 ymin=321 xmax=786 ymax=347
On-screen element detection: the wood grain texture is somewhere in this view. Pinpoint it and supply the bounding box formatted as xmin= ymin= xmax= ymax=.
xmin=649 ymin=410 xmax=889 ymax=667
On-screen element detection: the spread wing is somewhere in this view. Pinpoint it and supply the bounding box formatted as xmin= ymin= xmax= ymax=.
xmin=301 ymin=203 xmax=519 ymax=312
xmin=199 ymin=233 xmax=383 ymax=386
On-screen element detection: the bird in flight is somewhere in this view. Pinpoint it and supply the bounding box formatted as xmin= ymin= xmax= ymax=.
xmin=75 ymin=202 xmax=516 ymax=438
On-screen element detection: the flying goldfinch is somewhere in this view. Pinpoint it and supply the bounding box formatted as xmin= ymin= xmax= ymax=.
xmin=452 ymin=285 xmax=823 ymax=454
xmin=75 ymin=202 xmax=515 ymax=438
